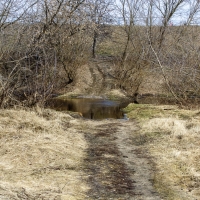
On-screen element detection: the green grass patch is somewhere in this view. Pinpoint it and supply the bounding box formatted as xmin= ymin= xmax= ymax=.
xmin=123 ymin=103 xmax=164 ymax=120
xmin=123 ymin=103 xmax=196 ymax=121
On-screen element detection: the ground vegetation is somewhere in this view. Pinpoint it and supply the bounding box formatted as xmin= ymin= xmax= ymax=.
xmin=0 ymin=1 xmax=200 ymax=198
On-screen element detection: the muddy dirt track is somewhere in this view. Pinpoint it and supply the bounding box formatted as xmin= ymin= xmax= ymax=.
xmin=82 ymin=119 xmax=162 ymax=200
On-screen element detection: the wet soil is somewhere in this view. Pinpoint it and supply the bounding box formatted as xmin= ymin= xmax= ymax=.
xmin=82 ymin=120 xmax=162 ymax=200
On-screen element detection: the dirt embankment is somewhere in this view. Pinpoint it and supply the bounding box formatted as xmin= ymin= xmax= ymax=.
xmin=60 ymin=57 xmax=167 ymax=105
xmin=61 ymin=58 xmax=127 ymax=99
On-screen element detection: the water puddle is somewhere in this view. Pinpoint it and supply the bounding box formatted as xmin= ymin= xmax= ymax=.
xmin=50 ymin=98 xmax=129 ymax=120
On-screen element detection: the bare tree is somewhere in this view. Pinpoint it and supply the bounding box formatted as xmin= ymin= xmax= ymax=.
xmin=0 ymin=0 xmax=39 ymax=107
xmin=145 ymin=0 xmax=200 ymax=103
xmin=87 ymin=0 xmax=114 ymax=58
xmin=112 ymin=0 xmax=147 ymax=101
xmin=0 ymin=0 xmax=90 ymax=107
xmin=1 ymin=0 xmax=200 ymax=107
xmin=112 ymin=0 xmax=200 ymax=104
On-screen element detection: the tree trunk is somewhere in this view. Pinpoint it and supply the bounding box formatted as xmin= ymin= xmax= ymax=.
xmin=92 ymin=31 xmax=97 ymax=58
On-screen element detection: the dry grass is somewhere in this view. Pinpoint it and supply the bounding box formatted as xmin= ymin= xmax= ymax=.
xmin=1 ymin=102 xmax=200 ymax=199
xmin=125 ymin=104 xmax=200 ymax=199
xmin=145 ymin=117 xmax=200 ymax=200
xmin=105 ymin=89 xmax=126 ymax=100
xmin=0 ymin=108 xmax=89 ymax=199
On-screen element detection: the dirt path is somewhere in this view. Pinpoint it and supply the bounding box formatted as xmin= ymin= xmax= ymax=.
xmin=83 ymin=119 xmax=162 ymax=200
xmin=86 ymin=58 xmax=115 ymax=95
xmin=87 ymin=61 xmax=105 ymax=94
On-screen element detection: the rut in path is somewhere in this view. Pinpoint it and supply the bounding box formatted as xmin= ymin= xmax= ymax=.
xmin=83 ymin=120 xmax=161 ymax=200
xmin=87 ymin=59 xmax=116 ymax=95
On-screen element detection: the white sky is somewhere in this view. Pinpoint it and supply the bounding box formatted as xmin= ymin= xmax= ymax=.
xmin=114 ymin=0 xmax=200 ymax=25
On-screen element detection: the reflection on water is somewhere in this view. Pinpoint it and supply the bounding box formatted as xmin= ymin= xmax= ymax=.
xmin=50 ymin=98 xmax=129 ymax=119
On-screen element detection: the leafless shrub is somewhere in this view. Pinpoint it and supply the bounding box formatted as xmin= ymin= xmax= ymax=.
xmin=0 ymin=0 xmax=91 ymax=108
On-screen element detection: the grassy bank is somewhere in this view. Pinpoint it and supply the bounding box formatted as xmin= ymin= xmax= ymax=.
xmin=0 ymin=108 xmax=89 ymax=199
xmin=124 ymin=104 xmax=200 ymax=199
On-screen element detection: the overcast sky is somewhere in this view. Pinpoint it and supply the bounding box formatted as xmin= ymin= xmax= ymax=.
xmin=114 ymin=0 xmax=200 ymax=25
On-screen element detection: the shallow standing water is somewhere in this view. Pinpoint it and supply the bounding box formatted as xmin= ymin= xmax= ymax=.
xmin=50 ymin=98 xmax=129 ymax=119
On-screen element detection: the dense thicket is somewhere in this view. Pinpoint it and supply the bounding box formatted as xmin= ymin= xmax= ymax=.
xmin=0 ymin=0 xmax=200 ymax=107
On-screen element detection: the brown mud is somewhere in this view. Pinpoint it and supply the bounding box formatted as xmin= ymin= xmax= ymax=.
xmin=82 ymin=120 xmax=162 ymax=200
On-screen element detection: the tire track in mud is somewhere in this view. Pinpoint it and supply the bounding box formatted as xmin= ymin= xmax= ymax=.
xmin=87 ymin=60 xmax=114 ymax=95
xmin=84 ymin=122 xmax=135 ymax=199
xmin=88 ymin=62 xmax=105 ymax=94
xmin=83 ymin=121 xmax=161 ymax=200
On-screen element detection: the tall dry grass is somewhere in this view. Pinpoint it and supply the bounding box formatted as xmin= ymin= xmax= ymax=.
xmin=0 ymin=108 xmax=89 ymax=199
xmin=144 ymin=116 xmax=200 ymax=199
xmin=126 ymin=104 xmax=200 ymax=199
